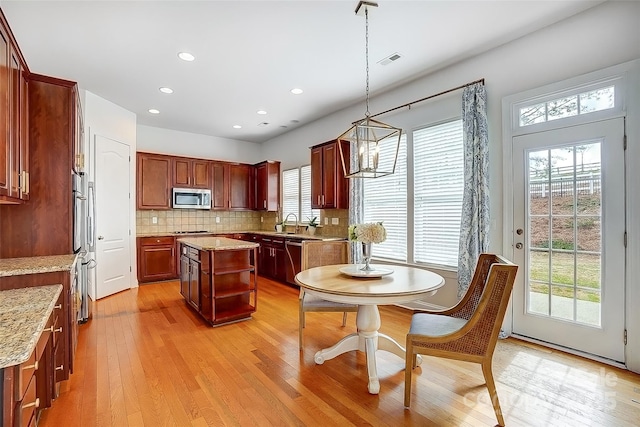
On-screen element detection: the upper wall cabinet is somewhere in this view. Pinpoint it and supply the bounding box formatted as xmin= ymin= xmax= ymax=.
xmin=310 ymin=140 xmax=350 ymax=209
xmin=0 ymin=12 xmax=29 ymax=204
xmin=137 ymin=152 xmax=172 ymax=210
xmin=229 ymin=163 xmax=253 ymax=210
xmin=172 ymin=157 xmax=210 ymax=189
xmin=254 ymin=160 xmax=280 ymax=211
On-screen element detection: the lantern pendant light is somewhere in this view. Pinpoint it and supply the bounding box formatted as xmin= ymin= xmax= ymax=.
xmin=338 ymin=1 xmax=402 ymax=179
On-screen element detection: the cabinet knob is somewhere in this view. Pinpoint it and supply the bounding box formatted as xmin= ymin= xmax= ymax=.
xmin=55 ymin=365 xmax=64 ymax=371
xmin=156 ymin=239 xmax=161 ymax=243
xmin=54 ymin=304 xmax=62 ymax=309
xmin=22 ymin=398 xmax=40 ymax=410
xmin=98 ymin=236 xmax=104 ymax=240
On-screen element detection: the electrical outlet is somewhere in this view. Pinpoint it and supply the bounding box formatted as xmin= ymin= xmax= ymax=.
xmin=332 ymin=218 xmax=339 ymax=225
xmin=324 ymin=217 xmax=329 ymax=225
xmin=152 ymin=216 xmax=157 ymax=224
xmin=261 ymin=216 xmax=264 ymax=223
xmin=216 ymin=216 xmax=220 ymax=223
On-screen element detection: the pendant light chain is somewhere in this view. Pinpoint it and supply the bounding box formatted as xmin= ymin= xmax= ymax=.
xmin=364 ymin=6 xmax=370 ymax=118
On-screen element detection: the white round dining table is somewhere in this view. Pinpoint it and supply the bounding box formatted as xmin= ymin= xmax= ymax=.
xmin=295 ymin=263 xmax=445 ymax=394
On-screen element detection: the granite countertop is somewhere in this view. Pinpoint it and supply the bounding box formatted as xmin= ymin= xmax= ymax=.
xmin=177 ymin=236 xmax=260 ymax=251
xmin=0 ymin=254 xmax=78 ymax=277
xmin=139 ymin=230 xmax=345 ymax=241
xmin=0 ymin=284 xmax=63 ymax=368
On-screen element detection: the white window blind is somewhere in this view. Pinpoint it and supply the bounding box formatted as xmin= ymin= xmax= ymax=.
xmin=282 ymin=166 xmax=319 ymax=224
xmin=300 ymin=165 xmax=320 ymax=222
xmin=363 ymin=134 xmax=407 ymax=261
xmin=413 ymin=120 xmax=464 ymax=268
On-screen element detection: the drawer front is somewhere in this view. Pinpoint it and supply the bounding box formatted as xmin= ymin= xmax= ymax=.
xmin=17 ymin=370 xmax=38 ymax=427
xmin=140 ymin=236 xmax=175 ymax=246
xmin=17 ymin=351 xmax=36 ymax=401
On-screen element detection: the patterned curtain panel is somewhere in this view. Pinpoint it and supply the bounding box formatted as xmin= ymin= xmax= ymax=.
xmin=348 ymin=143 xmax=364 ymax=263
xmin=458 ymin=83 xmax=490 ymax=298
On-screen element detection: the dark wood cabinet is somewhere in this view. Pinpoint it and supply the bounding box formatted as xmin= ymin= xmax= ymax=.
xmin=0 ymin=75 xmax=78 ymax=258
xmin=137 ymin=152 xmax=172 ymax=210
xmin=172 ymin=157 xmax=210 ymax=189
xmin=311 ymin=140 xmax=350 ymax=209
xmin=137 ymin=236 xmax=177 ymax=283
xmin=180 ymin=241 xmax=258 ymax=326
xmin=229 ymin=163 xmax=253 ymax=210
xmin=254 ymin=160 xmax=280 ymax=211
xmin=72 ymin=91 xmax=84 ymax=173
xmin=258 ymin=236 xmax=286 ymax=282
xmin=0 ymin=13 xmax=29 ymax=205
xmin=211 ymin=161 xmax=229 ymax=210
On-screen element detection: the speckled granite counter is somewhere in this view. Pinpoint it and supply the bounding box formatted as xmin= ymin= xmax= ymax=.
xmin=138 ymin=230 xmax=345 ymax=241
xmin=0 ymin=284 xmax=62 ymax=368
xmin=0 ymin=254 xmax=77 ymax=277
xmin=177 ymin=236 xmax=259 ymax=251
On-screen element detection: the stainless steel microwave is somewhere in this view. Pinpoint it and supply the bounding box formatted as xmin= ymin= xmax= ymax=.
xmin=172 ymin=188 xmax=212 ymax=209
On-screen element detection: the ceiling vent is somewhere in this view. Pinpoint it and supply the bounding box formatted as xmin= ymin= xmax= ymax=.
xmin=378 ymin=52 xmax=401 ymax=66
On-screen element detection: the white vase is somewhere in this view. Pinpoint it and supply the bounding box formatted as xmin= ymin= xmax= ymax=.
xmin=308 ymin=226 xmax=316 ymax=236
xmin=361 ymin=242 xmax=373 ymax=271
xmin=275 ymin=224 xmax=283 ymax=233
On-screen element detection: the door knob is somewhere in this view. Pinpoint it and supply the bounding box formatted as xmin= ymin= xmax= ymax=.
xmin=98 ymin=236 xmax=104 ymax=240
xmin=515 ymin=243 xmax=523 ymax=249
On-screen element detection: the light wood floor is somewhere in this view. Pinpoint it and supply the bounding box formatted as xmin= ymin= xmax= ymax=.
xmin=39 ymin=278 xmax=640 ymax=427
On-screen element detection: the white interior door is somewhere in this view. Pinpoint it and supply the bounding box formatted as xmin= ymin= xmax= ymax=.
xmin=95 ymin=135 xmax=131 ymax=299
xmin=512 ymin=118 xmax=625 ymax=362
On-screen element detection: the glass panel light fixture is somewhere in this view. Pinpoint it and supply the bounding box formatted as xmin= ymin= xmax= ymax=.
xmin=338 ymin=1 xmax=401 ymax=179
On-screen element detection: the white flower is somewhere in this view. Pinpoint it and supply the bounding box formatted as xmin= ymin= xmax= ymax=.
xmin=348 ymin=222 xmax=386 ymax=244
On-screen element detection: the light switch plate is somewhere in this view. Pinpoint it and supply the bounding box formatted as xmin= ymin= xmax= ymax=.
xmin=331 ymin=218 xmax=339 ymax=225
xmin=261 ymin=216 xmax=264 ymax=223
xmin=152 ymin=216 xmax=157 ymax=224
xmin=216 ymin=216 xmax=220 ymax=223
xmin=324 ymin=217 xmax=329 ymax=225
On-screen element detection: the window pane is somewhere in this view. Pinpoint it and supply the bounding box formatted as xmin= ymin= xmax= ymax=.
xmin=414 ymin=120 xmax=464 ymax=268
xmin=519 ymin=103 xmax=546 ymax=127
xmin=363 ymin=135 xmax=407 ymax=261
xmin=547 ymin=96 xmax=578 ymax=121
xmin=579 ymin=86 xmax=614 ymax=113
xmin=300 ymin=165 xmax=320 ymax=222
xmin=282 ymin=168 xmax=299 ymax=222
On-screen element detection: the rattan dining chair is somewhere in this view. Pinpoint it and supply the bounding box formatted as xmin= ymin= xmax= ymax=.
xmin=296 ymin=240 xmax=358 ymax=350
xmin=404 ymin=254 xmax=518 ymax=427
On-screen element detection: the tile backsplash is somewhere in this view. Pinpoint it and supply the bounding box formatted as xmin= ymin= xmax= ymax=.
xmin=136 ymin=209 xmax=349 ymax=237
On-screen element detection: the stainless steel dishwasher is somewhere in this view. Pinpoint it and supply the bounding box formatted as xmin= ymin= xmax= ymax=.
xmin=285 ymin=240 xmax=303 ymax=285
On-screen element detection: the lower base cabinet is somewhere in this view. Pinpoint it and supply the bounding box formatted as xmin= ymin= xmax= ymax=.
xmin=179 ymin=243 xmax=257 ymax=326
xmin=137 ymin=236 xmax=177 ymax=283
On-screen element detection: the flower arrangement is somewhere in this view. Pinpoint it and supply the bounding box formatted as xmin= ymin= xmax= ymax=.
xmin=348 ymin=222 xmax=386 ymax=244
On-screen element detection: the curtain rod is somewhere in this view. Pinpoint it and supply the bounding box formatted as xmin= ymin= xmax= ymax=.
xmin=366 ymin=77 xmax=485 ymax=120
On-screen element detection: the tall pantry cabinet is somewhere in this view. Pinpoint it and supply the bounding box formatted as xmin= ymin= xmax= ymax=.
xmin=0 ymin=74 xmax=80 ymax=257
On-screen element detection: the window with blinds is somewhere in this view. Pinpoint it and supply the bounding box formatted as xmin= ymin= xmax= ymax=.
xmin=282 ymin=165 xmax=319 ymax=224
xmin=414 ymin=119 xmax=464 ymax=268
xmin=363 ymin=134 xmax=408 ymax=261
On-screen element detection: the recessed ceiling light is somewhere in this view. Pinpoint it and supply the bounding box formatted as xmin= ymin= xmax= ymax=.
xmin=233 ymin=125 xmax=242 ymax=129
xmin=178 ymin=52 xmax=195 ymax=62
xmin=257 ymin=110 xmax=267 ymax=115
xmin=290 ymin=119 xmax=299 ymax=124
xmin=291 ymin=88 xmax=303 ymax=95
xmin=148 ymin=109 xmax=160 ymax=114
xmin=159 ymin=87 xmax=173 ymax=94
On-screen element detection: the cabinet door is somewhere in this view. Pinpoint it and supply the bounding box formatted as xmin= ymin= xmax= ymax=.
xmin=274 ymin=246 xmax=287 ymax=282
xmin=139 ymin=244 xmax=176 ymax=282
xmin=310 ymin=146 xmax=323 ymax=209
xmin=255 ymin=161 xmax=280 ymax=211
xmin=72 ymin=88 xmax=84 ymax=173
xmin=0 ymin=27 xmax=10 ymax=199
xmin=322 ymin=144 xmax=337 ymax=208
xmin=137 ymin=153 xmax=171 ymax=209
xmin=8 ymin=47 xmax=20 ymax=199
xmin=173 ymin=157 xmax=191 ymax=187
xmin=189 ymin=260 xmax=200 ymax=309
xmin=229 ymin=163 xmax=252 ymax=210
xmin=192 ymin=160 xmax=210 ymax=189
xmin=211 ymin=161 xmax=229 ymax=209
xmin=180 ymin=255 xmax=189 ymax=299
xmin=19 ymin=66 xmax=28 ymax=201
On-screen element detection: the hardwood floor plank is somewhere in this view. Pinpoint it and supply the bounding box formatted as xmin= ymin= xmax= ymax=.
xmin=36 ymin=278 xmax=640 ymax=426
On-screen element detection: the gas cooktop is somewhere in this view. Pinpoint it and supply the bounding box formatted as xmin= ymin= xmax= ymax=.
xmin=174 ymin=230 xmax=209 ymax=234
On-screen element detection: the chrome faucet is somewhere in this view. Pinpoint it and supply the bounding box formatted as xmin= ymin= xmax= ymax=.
xmin=284 ymin=213 xmax=299 ymax=234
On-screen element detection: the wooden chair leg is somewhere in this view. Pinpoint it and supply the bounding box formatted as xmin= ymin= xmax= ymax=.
xmin=482 ymin=360 xmax=505 ymax=426
xmin=341 ymin=312 xmax=348 ymax=326
xmin=404 ymin=340 xmax=413 ymax=407
xmin=299 ymin=304 xmax=305 ymax=351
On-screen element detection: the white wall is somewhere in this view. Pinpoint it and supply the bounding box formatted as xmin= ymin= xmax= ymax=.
xmin=137 ymin=125 xmax=264 ymax=164
xmin=84 ymin=91 xmax=137 ymax=295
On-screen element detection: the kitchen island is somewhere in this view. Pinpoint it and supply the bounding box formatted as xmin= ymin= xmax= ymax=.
xmin=177 ymin=237 xmax=259 ymax=326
